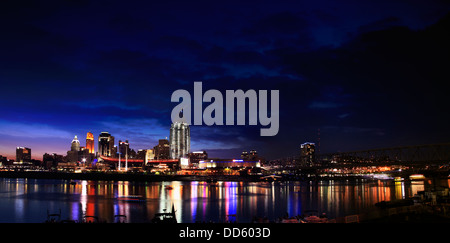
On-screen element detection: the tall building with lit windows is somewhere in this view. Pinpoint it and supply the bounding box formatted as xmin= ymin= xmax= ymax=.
xmin=300 ymin=142 xmax=316 ymax=167
xmin=98 ymin=132 xmax=114 ymax=157
xmin=86 ymin=132 xmax=94 ymax=154
xmin=169 ymin=122 xmax=190 ymax=159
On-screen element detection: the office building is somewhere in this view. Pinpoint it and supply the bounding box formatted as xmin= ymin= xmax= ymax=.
xmin=198 ymin=159 xmax=260 ymax=169
xmin=86 ymin=132 xmax=94 ymax=154
xmin=16 ymin=147 xmax=31 ymax=162
xmin=153 ymin=139 xmax=170 ymax=159
xmin=241 ymin=151 xmax=249 ymax=160
xmin=68 ymin=135 xmax=79 ymax=162
xmin=300 ymin=142 xmax=316 ymax=166
xmin=187 ymin=151 xmax=208 ymax=167
xmin=71 ymin=135 xmax=80 ymax=152
xmin=119 ymin=140 xmax=129 ymax=157
xmin=241 ymin=150 xmax=259 ymax=160
xmin=169 ymin=122 xmax=190 ymax=159
xmin=145 ymin=149 xmax=155 ymax=163
xmin=98 ymin=132 xmax=115 ymax=157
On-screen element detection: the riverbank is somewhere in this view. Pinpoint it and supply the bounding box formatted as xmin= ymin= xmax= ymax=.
xmin=1 ymin=170 xmax=448 ymax=183
xmin=0 ymin=171 xmax=387 ymax=182
xmin=0 ymin=171 xmax=261 ymax=182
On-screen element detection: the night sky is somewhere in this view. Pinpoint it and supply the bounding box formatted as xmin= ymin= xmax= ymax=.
xmin=1 ymin=0 xmax=450 ymax=160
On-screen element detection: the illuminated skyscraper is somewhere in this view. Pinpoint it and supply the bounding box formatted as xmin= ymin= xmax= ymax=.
xmin=98 ymin=132 xmax=114 ymax=157
xmin=71 ymin=135 xmax=80 ymax=152
xmin=169 ymin=122 xmax=190 ymax=159
xmin=86 ymin=132 xmax=94 ymax=154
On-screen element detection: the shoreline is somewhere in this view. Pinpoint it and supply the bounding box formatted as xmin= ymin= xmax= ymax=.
xmin=0 ymin=171 xmax=259 ymax=182
xmin=0 ymin=171 xmax=448 ymax=183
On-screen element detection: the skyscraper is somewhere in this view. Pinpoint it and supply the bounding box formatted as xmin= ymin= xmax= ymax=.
xmin=98 ymin=132 xmax=114 ymax=157
xmin=67 ymin=135 xmax=81 ymax=162
xmin=119 ymin=140 xmax=129 ymax=157
xmin=16 ymin=147 xmax=31 ymax=162
xmin=169 ymin=122 xmax=190 ymax=159
xmin=300 ymin=142 xmax=316 ymax=167
xmin=86 ymin=132 xmax=94 ymax=154
xmin=153 ymin=139 xmax=170 ymax=159
xmin=71 ymin=135 xmax=80 ymax=152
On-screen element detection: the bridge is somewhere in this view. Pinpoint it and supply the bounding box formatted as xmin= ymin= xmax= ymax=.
xmin=318 ymin=143 xmax=450 ymax=165
xmin=301 ymin=143 xmax=450 ymax=166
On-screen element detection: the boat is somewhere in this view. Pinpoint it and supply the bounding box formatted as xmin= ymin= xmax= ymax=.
xmin=152 ymin=204 xmax=177 ymax=223
xmin=117 ymin=195 xmax=146 ymax=202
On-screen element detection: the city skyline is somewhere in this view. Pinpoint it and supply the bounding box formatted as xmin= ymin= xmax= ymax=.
xmin=1 ymin=1 xmax=450 ymax=161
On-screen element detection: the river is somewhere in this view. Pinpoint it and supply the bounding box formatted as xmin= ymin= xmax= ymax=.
xmin=0 ymin=177 xmax=448 ymax=223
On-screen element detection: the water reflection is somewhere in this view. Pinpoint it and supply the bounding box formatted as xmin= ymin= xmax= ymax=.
xmin=0 ymin=178 xmax=446 ymax=222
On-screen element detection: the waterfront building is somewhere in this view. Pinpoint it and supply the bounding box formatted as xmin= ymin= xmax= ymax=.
xmin=98 ymin=132 xmax=114 ymax=157
xmin=188 ymin=151 xmax=208 ymax=167
xmin=300 ymin=142 xmax=316 ymax=166
xmin=169 ymin=122 xmax=190 ymax=159
xmin=86 ymin=132 xmax=94 ymax=154
xmin=16 ymin=147 xmax=31 ymax=162
xmin=198 ymin=159 xmax=260 ymax=169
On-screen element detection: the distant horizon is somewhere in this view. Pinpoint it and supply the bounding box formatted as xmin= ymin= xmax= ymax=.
xmin=0 ymin=128 xmax=264 ymax=161
xmin=2 ymin=130 xmax=449 ymax=162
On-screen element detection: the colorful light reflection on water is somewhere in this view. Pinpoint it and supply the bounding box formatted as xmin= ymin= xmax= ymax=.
xmin=0 ymin=178 xmax=448 ymax=223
